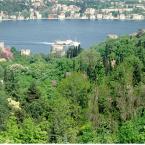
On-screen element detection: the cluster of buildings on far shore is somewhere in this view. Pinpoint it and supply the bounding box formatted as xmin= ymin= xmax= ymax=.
xmin=1 ymin=0 xmax=145 ymax=21
xmin=48 ymin=5 xmax=145 ymax=20
xmin=1 ymin=7 xmax=145 ymax=21
xmin=0 ymin=10 xmax=42 ymax=21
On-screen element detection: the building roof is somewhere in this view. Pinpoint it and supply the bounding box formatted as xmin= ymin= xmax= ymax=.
xmin=54 ymin=40 xmax=80 ymax=46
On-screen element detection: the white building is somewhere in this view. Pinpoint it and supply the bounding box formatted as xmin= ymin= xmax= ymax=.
xmin=90 ymin=15 xmax=96 ymax=20
xmin=96 ymin=14 xmax=103 ymax=20
xmin=20 ymin=49 xmax=31 ymax=56
xmin=10 ymin=15 xmax=17 ymax=20
xmin=35 ymin=11 xmax=42 ymax=19
xmin=0 ymin=42 xmax=4 ymax=50
xmin=58 ymin=13 xmax=65 ymax=20
xmin=101 ymin=8 xmax=133 ymax=13
xmin=107 ymin=34 xmax=118 ymax=39
xmin=132 ymin=14 xmax=144 ymax=20
xmin=103 ymin=14 xmax=114 ymax=20
xmin=119 ymin=14 xmax=126 ymax=20
xmin=85 ymin=8 xmax=96 ymax=15
xmin=81 ymin=14 xmax=88 ymax=19
xmin=51 ymin=40 xmax=80 ymax=57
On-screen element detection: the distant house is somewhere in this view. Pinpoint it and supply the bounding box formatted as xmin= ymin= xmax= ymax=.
xmin=107 ymin=34 xmax=118 ymax=39
xmin=0 ymin=42 xmax=4 ymax=50
xmin=58 ymin=13 xmax=66 ymax=20
xmin=131 ymin=14 xmax=144 ymax=20
xmin=1 ymin=48 xmax=13 ymax=59
xmin=0 ymin=42 xmax=13 ymax=60
xmin=119 ymin=14 xmax=126 ymax=20
xmin=20 ymin=49 xmax=31 ymax=56
xmin=96 ymin=14 xmax=103 ymax=20
xmin=50 ymin=40 xmax=80 ymax=57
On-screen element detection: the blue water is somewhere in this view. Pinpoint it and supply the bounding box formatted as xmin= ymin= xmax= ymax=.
xmin=0 ymin=19 xmax=145 ymax=54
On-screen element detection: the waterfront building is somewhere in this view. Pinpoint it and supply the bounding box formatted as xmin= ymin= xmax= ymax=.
xmin=51 ymin=40 xmax=80 ymax=57
xmin=1 ymin=48 xmax=13 ymax=59
xmin=0 ymin=42 xmax=13 ymax=60
xmin=0 ymin=42 xmax=4 ymax=50
xmin=90 ymin=15 xmax=96 ymax=20
xmin=107 ymin=34 xmax=118 ymax=39
xmin=119 ymin=14 xmax=126 ymax=20
xmin=17 ymin=15 xmax=25 ymax=20
xmin=81 ymin=15 xmax=88 ymax=19
xmin=10 ymin=15 xmax=17 ymax=20
xmin=96 ymin=14 xmax=103 ymax=20
xmin=85 ymin=8 xmax=96 ymax=15
xmin=58 ymin=13 xmax=65 ymax=20
xmin=21 ymin=49 xmax=31 ymax=56
xmin=131 ymin=14 xmax=144 ymax=20
xmin=35 ymin=11 xmax=42 ymax=19
xmin=48 ymin=14 xmax=58 ymax=19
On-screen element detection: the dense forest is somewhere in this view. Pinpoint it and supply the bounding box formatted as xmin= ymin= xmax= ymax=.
xmin=0 ymin=30 xmax=145 ymax=143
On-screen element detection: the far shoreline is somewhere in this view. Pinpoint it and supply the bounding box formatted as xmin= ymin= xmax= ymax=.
xmin=1 ymin=18 xmax=145 ymax=22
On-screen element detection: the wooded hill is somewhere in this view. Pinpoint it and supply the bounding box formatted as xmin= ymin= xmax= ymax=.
xmin=0 ymin=30 xmax=145 ymax=143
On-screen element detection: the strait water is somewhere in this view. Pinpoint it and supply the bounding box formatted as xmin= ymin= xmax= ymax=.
xmin=0 ymin=19 xmax=145 ymax=54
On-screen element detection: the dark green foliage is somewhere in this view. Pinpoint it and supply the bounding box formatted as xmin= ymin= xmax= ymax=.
xmin=0 ymin=91 xmax=9 ymax=131
xmin=133 ymin=63 xmax=142 ymax=86
xmin=66 ymin=45 xmax=82 ymax=58
xmin=77 ymin=49 xmax=105 ymax=83
xmin=0 ymin=0 xmax=29 ymax=15
xmin=4 ymin=69 xmax=18 ymax=98
xmin=26 ymin=82 xmax=40 ymax=102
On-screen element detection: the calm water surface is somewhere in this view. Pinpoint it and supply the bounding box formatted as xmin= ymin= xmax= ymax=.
xmin=0 ymin=19 xmax=145 ymax=53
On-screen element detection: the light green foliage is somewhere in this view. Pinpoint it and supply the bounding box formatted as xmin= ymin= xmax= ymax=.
xmin=58 ymin=72 xmax=90 ymax=108
xmin=0 ymin=116 xmax=48 ymax=143
xmin=19 ymin=117 xmax=48 ymax=143
xmin=119 ymin=116 xmax=145 ymax=143
xmin=0 ymin=116 xmax=21 ymax=143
